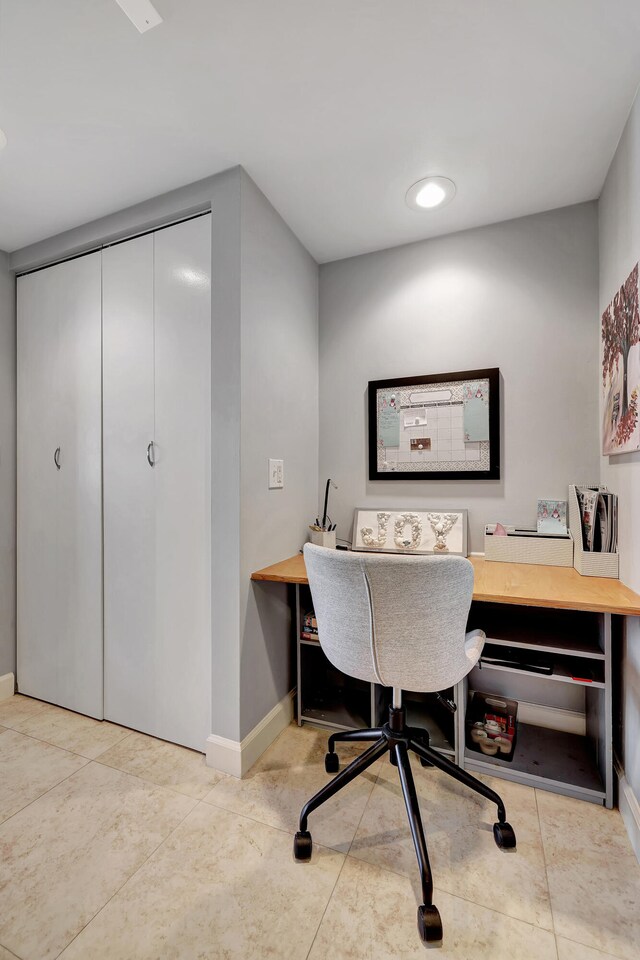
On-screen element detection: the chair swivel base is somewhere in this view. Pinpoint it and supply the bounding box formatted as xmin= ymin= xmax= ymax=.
xmin=293 ymin=705 xmax=516 ymax=945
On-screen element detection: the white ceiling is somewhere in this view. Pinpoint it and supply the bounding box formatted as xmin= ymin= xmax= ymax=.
xmin=1 ymin=0 xmax=639 ymax=262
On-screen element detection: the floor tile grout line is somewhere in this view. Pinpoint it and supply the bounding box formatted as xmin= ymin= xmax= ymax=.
xmin=0 ymin=756 xmax=92 ymax=829
xmin=91 ymin=753 xmax=219 ymax=800
xmin=343 ymin=769 xmax=558 ymax=935
xmin=345 ymin=841 xmax=556 ymax=934
xmin=0 ymin=940 xmax=22 ymax=960
xmin=0 ymin=725 xmax=94 ymax=757
xmin=0 ymin=715 xmax=135 ymax=760
xmin=201 ymin=790 xmax=355 ymax=848
xmin=535 ymin=787 xmax=560 ymax=946
xmin=304 ymin=759 xmax=385 ymax=959
xmin=554 ymin=932 xmax=629 ymax=960
xmin=304 ymin=855 xmax=347 ymax=960
xmin=53 ymin=794 xmax=200 ymax=960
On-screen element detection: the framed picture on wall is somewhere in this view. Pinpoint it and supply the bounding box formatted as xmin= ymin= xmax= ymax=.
xmin=368 ymin=368 xmax=500 ymax=481
xmin=601 ymin=262 xmax=640 ymax=455
xmin=352 ymin=507 xmax=468 ymax=556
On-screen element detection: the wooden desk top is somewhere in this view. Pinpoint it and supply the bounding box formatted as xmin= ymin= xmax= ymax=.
xmin=251 ymin=553 xmax=640 ymax=616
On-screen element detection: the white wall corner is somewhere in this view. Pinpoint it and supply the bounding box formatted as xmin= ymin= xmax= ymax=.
xmin=0 ymin=672 xmax=15 ymax=701
xmin=205 ymin=689 xmax=295 ymax=778
xmin=616 ymin=760 xmax=640 ymax=864
xmin=516 ymin=701 xmax=585 ymax=736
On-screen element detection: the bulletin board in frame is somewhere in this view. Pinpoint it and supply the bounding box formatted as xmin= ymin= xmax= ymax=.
xmin=368 ymin=368 xmax=500 ymax=481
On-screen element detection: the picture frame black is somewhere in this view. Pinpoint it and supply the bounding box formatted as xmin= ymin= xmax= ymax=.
xmin=368 ymin=368 xmax=500 ymax=481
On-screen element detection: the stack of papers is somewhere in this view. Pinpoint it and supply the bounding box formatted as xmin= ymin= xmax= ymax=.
xmin=576 ymin=486 xmax=618 ymax=553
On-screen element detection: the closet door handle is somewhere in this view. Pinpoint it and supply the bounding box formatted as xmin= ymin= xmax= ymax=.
xmin=54 ymin=447 xmax=61 ymax=470
xmin=147 ymin=441 xmax=155 ymax=467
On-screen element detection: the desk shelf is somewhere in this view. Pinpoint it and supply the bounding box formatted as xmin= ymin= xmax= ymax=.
xmin=464 ymin=722 xmax=605 ymax=801
xmin=460 ymin=601 xmax=613 ymax=807
xmin=478 ymin=644 xmax=605 ymax=688
xmin=287 ymin=577 xmax=617 ymax=808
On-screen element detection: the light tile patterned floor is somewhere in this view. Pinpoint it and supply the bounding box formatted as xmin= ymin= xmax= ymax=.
xmin=0 ymin=695 xmax=639 ymax=960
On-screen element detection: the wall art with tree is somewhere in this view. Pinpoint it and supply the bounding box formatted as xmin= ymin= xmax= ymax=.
xmin=602 ymin=262 xmax=640 ymax=455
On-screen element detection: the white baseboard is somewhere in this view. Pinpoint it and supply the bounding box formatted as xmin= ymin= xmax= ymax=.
xmin=0 ymin=673 xmax=15 ymax=701
xmin=615 ymin=760 xmax=640 ymax=864
xmin=205 ymin=690 xmax=295 ymax=778
xmin=517 ymin=700 xmax=585 ymax=736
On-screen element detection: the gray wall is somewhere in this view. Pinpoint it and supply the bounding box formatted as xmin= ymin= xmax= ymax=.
xmin=599 ymin=89 xmax=640 ymax=853
xmin=10 ymin=166 xmax=318 ymax=746
xmin=239 ymin=171 xmax=319 ymax=739
xmin=0 ymin=252 xmax=15 ymax=678
xmin=318 ymin=203 xmax=600 ymax=553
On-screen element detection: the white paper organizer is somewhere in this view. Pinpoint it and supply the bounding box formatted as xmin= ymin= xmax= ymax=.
xmin=568 ymin=484 xmax=619 ymax=578
xmin=484 ymin=526 xmax=574 ymax=567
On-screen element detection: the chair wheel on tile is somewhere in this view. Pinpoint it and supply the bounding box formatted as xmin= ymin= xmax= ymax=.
xmin=417 ymin=904 xmax=443 ymax=943
xmin=324 ymin=751 xmax=339 ymax=774
xmin=293 ymin=830 xmax=312 ymax=861
xmin=493 ymin=821 xmax=517 ymax=849
xmin=295 ymin=544 xmax=518 ymax=945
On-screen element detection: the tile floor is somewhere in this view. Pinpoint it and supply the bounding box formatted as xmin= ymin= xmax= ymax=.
xmin=0 ymin=694 xmax=639 ymax=960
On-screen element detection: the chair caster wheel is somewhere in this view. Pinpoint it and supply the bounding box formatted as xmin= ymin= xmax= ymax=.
xmin=417 ymin=904 xmax=443 ymax=943
xmin=325 ymin=752 xmax=339 ymax=774
xmin=493 ymin=821 xmax=516 ymax=850
xmin=389 ymin=751 xmax=398 ymax=767
xmin=293 ymin=830 xmax=312 ymax=861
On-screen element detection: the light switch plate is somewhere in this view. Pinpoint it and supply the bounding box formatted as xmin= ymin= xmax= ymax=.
xmin=114 ymin=0 xmax=163 ymax=33
xmin=268 ymin=459 xmax=284 ymax=489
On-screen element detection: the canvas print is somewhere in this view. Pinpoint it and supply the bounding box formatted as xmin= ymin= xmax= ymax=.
xmin=602 ymin=262 xmax=640 ymax=455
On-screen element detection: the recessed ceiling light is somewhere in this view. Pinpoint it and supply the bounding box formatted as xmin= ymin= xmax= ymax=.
xmin=0 ymin=129 xmax=7 ymax=152
xmin=406 ymin=176 xmax=456 ymax=211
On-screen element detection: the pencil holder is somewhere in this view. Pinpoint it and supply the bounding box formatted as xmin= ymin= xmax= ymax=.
xmin=310 ymin=530 xmax=336 ymax=548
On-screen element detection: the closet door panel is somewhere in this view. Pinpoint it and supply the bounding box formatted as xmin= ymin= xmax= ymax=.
xmin=153 ymin=216 xmax=211 ymax=749
xmin=17 ymin=253 xmax=103 ymax=717
xmin=56 ymin=252 xmax=103 ymax=716
xmin=103 ymin=235 xmax=157 ymax=732
xmin=17 ymin=269 xmax=62 ymax=705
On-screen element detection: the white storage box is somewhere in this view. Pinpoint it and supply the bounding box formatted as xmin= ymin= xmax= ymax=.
xmin=568 ymin=485 xmax=619 ymax=578
xmin=484 ymin=526 xmax=574 ymax=567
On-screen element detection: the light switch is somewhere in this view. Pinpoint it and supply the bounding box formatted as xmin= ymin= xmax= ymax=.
xmin=268 ymin=459 xmax=284 ymax=489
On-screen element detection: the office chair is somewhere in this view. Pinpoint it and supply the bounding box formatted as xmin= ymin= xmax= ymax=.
xmin=293 ymin=544 xmax=516 ymax=945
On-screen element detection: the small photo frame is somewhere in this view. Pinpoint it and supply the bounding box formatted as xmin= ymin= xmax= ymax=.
xmin=536 ymin=499 xmax=568 ymax=535
xmin=352 ymin=508 xmax=468 ymax=556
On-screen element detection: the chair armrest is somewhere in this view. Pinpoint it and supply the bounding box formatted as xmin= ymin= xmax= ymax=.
xmin=464 ymin=628 xmax=485 ymax=667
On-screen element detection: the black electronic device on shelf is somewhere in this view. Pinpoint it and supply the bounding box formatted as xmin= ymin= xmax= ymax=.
xmin=479 ymin=645 xmax=553 ymax=675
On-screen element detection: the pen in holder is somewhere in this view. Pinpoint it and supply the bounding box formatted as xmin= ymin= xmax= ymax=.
xmin=309 ymin=478 xmax=338 ymax=547
xmin=310 ymin=528 xmax=336 ymax=548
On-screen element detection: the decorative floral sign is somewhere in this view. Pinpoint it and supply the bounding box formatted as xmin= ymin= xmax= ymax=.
xmin=602 ymin=262 xmax=640 ymax=455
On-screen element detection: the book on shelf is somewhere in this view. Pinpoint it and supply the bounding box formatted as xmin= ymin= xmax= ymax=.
xmin=301 ymin=610 xmax=319 ymax=641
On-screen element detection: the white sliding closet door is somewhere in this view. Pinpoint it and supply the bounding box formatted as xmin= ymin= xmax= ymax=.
xmin=103 ymin=234 xmax=156 ymax=734
xmin=103 ymin=215 xmax=211 ymax=750
xmin=17 ymin=252 xmax=103 ymax=718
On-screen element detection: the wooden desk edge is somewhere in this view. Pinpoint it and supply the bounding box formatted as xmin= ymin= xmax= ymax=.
xmin=251 ymin=554 xmax=640 ymax=616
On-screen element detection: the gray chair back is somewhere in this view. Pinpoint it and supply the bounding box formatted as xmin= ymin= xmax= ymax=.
xmin=303 ymin=544 xmax=484 ymax=692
